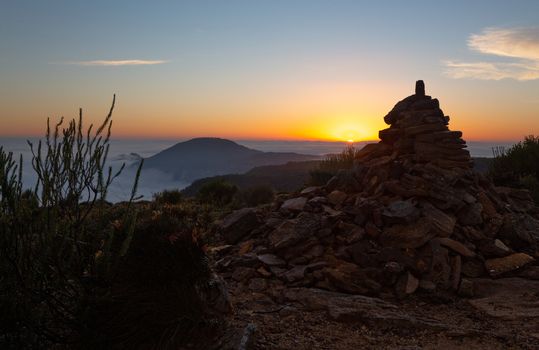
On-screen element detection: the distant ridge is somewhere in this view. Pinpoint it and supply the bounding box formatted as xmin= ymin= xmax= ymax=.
xmin=142 ymin=137 xmax=321 ymax=182
xmin=181 ymin=160 xmax=321 ymax=196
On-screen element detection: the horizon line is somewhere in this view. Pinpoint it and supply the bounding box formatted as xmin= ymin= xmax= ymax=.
xmin=0 ymin=134 xmax=523 ymax=144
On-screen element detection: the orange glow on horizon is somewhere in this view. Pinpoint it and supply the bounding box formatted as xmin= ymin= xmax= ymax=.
xmin=284 ymin=112 xmax=384 ymax=142
xmin=2 ymin=113 xmax=529 ymax=143
xmin=0 ymin=80 xmax=536 ymax=143
xmin=0 ymin=104 xmax=533 ymax=143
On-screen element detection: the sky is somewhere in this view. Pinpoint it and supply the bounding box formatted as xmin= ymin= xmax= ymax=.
xmin=1 ymin=0 xmax=538 ymax=142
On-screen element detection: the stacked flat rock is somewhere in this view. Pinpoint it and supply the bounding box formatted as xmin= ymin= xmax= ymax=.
xmin=379 ymin=80 xmax=471 ymax=169
xmin=213 ymin=81 xmax=539 ymax=300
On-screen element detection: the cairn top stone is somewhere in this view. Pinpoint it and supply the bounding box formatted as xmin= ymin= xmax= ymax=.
xmin=415 ymin=80 xmax=425 ymax=96
xmin=378 ymin=80 xmax=472 ymax=168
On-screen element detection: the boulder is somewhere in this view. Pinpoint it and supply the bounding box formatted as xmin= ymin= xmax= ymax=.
xmin=421 ymin=202 xmax=456 ymax=237
xmin=269 ymin=212 xmax=320 ymax=250
xmin=457 ymin=278 xmax=474 ymax=297
xmin=478 ymin=239 xmax=512 ymax=258
xmin=396 ymin=272 xmax=419 ymax=296
xmin=232 ymin=267 xmax=256 ymax=282
xmin=423 ymin=240 xmax=451 ymax=288
xmin=484 ymin=253 xmax=535 ymax=277
xmin=257 ymin=254 xmax=286 ymax=267
xmin=281 ymin=197 xmax=307 ymax=211
xmin=269 ymin=220 xmax=300 ymax=250
xmin=461 ymin=260 xmax=486 ymax=278
xmin=499 ymin=213 xmax=539 ymax=249
xmin=457 ymin=202 xmax=483 ymax=226
xmin=327 ymin=190 xmax=348 ymax=206
xmin=379 ymin=217 xmax=434 ymax=248
xmin=300 ymin=186 xmax=320 ymax=195
xmin=283 ymin=262 xmax=328 ymax=283
xmin=477 ymin=191 xmax=499 ymax=218
xmin=248 ymin=278 xmax=268 ymax=292
xmin=282 ymin=265 xmax=307 ymax=283
xmin=325 ymin=263 xmax=381 ymax=294
xmin=382 ymin=199 xmax=420 ymax=224
xmin=437 ymin=237 xmax=475 ymax=258
xmin=220 ymin=208 xmax=260 ymax=244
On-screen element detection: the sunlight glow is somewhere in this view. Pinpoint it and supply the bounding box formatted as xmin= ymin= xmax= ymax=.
xmin=330 ymin=123 xmax=378 ymax=142
xmin=291 ymin=114 xmax=383 ymax=142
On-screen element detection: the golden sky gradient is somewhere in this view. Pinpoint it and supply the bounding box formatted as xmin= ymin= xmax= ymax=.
xmin=2 ymin=79 xmax=536 ymax=142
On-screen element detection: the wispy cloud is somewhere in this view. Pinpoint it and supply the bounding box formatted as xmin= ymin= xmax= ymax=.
xmin=60 ymin=59 xmax=168 ymax=66
xmin=444 ymin=27 xmax=539 ymax=81
xmin=468 ymin=27 xmax=539 ymax=60
xmin=444 ymin=60 xmax=539 ymax=81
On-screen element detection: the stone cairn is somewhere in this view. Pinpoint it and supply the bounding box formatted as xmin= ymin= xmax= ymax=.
xmin=379 ymin=80 xmax=471 ymax=170
xmin=213 ymin=81 xmax=539 ymax=299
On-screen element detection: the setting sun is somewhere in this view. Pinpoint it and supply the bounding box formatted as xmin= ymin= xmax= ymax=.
xmin=330 ymin=124 xmax=379 ymax=142
xmin=293 ymin=115 xmax=383 ymax=142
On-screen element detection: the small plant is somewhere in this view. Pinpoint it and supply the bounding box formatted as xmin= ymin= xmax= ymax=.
xmin=197 ymin=179 xmax=238 ymax=206
xmin=309 ymin=145 xmax=360 ymax=185
xmin=153 ymin=188 xmax=183 ymax=204
xmin=239 ymin=184 xmax=274 ymax=207
xmin=489 ymin=135 xmax=539 ymax=203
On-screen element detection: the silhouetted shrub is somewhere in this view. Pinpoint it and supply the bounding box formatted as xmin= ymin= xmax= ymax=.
xmin=0 ymin=98 xmax=230 ymax=349
xmin=309 ymin=145 xmax=360 ymax=185
xmin=489 ymin=135 xmax=539 ymax=203
xmin=197 ymin=179 xmax=238 ymax=206
xmin=309 ymin=169 xmax=335 ymax=186
xmin=0 ymin=97 xmax=143 ymax=348
xmin=240 ymin=184 xmax=274 ymax=207
xmin=153 ymin=188 xmax=183 ymax=204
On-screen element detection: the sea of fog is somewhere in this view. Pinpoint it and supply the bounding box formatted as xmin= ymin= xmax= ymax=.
xmin=0 ymin=137 xmax=517 ymax=202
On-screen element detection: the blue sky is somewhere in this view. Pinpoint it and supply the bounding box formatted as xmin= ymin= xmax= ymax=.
xmin=1 ymin=0 xmax=538 ymax=140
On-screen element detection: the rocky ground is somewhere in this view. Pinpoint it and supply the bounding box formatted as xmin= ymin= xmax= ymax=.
xmin=223 ymin=276 xmax=539 ymax=349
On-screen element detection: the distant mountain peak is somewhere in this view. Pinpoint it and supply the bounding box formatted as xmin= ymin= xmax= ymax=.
xmin=142 ymin=137 xmax=320 ymax=182
xmin=184 ymin=137 xmax=241 ymax=145
xmin=163 ymin=137 xmax=258 ymax=154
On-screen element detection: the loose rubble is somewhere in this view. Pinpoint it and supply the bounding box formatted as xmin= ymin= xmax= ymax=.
xmin=214 ymin=81 xmax=539 ymax=303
